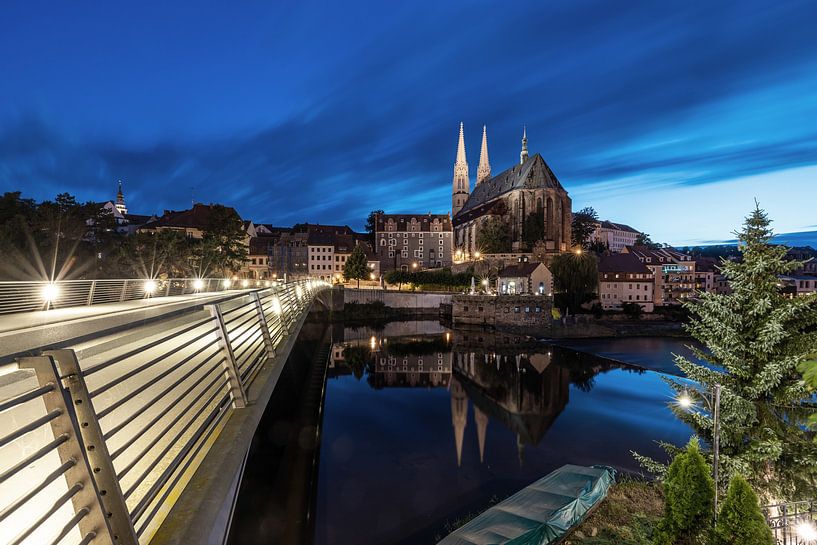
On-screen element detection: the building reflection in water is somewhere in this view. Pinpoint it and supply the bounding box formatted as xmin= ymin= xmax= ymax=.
xmin=328 ymin=326 xmax=616 ymax=468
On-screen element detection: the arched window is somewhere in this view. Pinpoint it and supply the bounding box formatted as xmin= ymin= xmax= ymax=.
xmin=536 ymin=197 xmax=543 ymax=214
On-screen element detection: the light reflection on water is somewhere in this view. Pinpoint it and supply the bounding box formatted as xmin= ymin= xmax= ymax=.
xmin=315 ymin=323 xmax=694 ymax=545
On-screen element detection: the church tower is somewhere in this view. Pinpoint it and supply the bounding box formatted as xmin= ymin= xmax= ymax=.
xmin=476 ymin=125 xmax=491 ymax=185
xmin=450 ymin=377 xmax=468 ymax=467
xmin=115 ymin=180 xmax=128 ymax=214
xmin=520 ymin=126 xmax=529 ymax=164
xmin=451 ymin=122 xmax=470 ymax=217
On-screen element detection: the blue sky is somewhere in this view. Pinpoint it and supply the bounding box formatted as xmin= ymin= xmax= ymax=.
xmin=1 ymin=0 xmax=816 ymax=246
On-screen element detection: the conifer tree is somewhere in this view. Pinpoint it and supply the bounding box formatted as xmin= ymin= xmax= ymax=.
xmin=714 ymin=475 xmax=774 ymax=545
xmin=654 ymin=438 xmax=715 ymax=545
xmin=668 ymin=204 xmax=817 ymax=498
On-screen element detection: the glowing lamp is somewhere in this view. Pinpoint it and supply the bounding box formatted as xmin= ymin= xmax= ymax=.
xmin=241 ymin=279 xmax=250 ymax=288
xmin=677 ymin=393 xmax=693 ymax=409
xmin=42 ymin=283 xmax=60 ymax=303
xmin=798 ymin=521 xmax=817 ymax=542
xmin=193 ymin=279 xmax=204 ymax=291
xmin=222 ymin=279 xmax=232 ymax=288
xmin=144 ymin=280 xmax=158 ymax=295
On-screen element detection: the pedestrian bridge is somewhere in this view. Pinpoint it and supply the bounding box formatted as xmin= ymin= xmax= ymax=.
xmin=0 ymin=278 xmax=331 ymax=545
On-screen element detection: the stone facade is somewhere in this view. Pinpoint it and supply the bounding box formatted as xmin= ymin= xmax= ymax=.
xmin=451 ymin=294 xmax=552 ymax=330
xmin=591 ymin=220 xmax=640 ymax=253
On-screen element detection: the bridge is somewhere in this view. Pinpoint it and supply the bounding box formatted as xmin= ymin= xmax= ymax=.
xmin=0 ymin=278 xmax=332 ymax=545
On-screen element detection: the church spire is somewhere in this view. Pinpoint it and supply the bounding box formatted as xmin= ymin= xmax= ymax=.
xmin=477 ymin=125 xmax=491 ymax=185
xmin=520 ymin=126 xmax=528 ymax=164
xmin=115 ymin=180 xmax=128 ymax=214
xmin=452 ymin=122 xmax=470 ymax=217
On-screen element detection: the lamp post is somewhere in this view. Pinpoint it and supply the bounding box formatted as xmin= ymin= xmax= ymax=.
xmin=678 ymin=383 xmax=722 ymax=521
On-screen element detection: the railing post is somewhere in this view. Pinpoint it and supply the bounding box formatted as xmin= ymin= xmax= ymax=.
xmin=251 ymin=291 xmax=275 ymax=358
xmin=41 ymin=349 xmax=140 ymax=545
xmin=165 ymin=279 xmax=172 ymax=297
xmin=119 ymin=280 xmax=128 ymax=302
xmin=87 ymin=280 xmax=97 ymax=306
xmin=207 ymin=303 xmax=248 ymax=408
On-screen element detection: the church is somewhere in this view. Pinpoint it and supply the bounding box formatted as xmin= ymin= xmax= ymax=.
xmin=451 ymin=123 xmax=572 ymax=256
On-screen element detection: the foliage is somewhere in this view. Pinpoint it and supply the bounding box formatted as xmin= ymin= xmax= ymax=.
xmin=549 ymin=251 xmax=598 ymax=313
xmin=635 ymin=232 xmax=663 ymax=249
xmin=571 ymin=206 xmax=599 ymax=249
xmin=365 ymin=209 xmax=384 ymax=243
xmin=342 ymin=345 xmax=372 ymax=380
xmin=383 ymin=267 xmax=473 ymax=290
xmin=531 ymin=240 xmax=548 ymax=262
xmin=476 ymin=216 xmax=511 ymax=254
xmin=649 ymin=204 xmax=817 ymax=502
xmin=653 ymin=438 xmax=714 ymax=545
xmin=343 ymin=244 xmax=369 ymax=287
xmin=523 ymin=211 xmax=545 ymax=249
xmin=201 ymin=204 xmax=248 ymax=276
xmin=622 ymin=302 xmax=643 ymax=319
xmin=713 ymin=475 xmax=773 ymax=545
xmin=588 ymin=240 xmax=609 ymax=254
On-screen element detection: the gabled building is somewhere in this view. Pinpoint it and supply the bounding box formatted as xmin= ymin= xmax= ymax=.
xmin=451 ymin=124 xmax=572 ymax=256
xmin=138 ymin=203 xmax=243 ymax=239
xmin=496 ymin=262 xmax=552 ymax=295
xmin=597 ymin=253 xmax=655 ymax=312
xmin=623 ymin=246 xmax=696 ymax=306
xmin=374 ymin=213 xmax=453 ymax=272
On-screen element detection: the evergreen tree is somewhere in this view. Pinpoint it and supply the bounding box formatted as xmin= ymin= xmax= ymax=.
xmin=714 ymin=475 xmax=773 ymax=545
xmin=343 ymin=244 xmax=369 ymax=288
xmin=654 ymin=438 xmax=715 ymax=545
xmin=666 ymin=204 xmax=817 ymax=499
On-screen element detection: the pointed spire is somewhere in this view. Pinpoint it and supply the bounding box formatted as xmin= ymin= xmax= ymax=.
xmin=450 ymin=377 xmax=468 ymax=467
xmin=475 ymin=406 xmax=488 ymax=463
xmin=452 ymin=122 xmax=470 ymax=217
xmin=115 ymin=180 xmax=127 ymax=214
xmin=520 ymin=126 xmax=529 ymax=164
xmin=456 ymin=122 xmax=466 ymax=164
xmin=477 ymin=125 xmax=491 ymax=185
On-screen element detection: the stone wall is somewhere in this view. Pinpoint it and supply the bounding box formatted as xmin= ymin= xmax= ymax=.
xmin=342 ymin=287 xmax=452 ymax=309
xmin=451 ymin=294 xmax=552 ymax=331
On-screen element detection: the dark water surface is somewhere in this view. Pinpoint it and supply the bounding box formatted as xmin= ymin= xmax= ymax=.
xmin=313 ymin=323 xmax=693 ymax=545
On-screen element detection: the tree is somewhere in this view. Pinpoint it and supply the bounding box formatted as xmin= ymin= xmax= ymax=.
xmin=531 ymin=240 xmax=548 ymax=262
xmin=714 ymin=475 xmax=773 ymax=545
xmin=549 ymin=251 xmax=598 ymax=313
xmin=365 ymin=210 xmax=384 ymax=243
xmin=654 ymin=438 xmax=715 ymax=545
xmin=665 ymin=204 xmax=817 ymax=499
xmin=570 ymin=206 xmax=598 ymax=248
xmin=522 ymin=211 xmax=544 ymax=249
xmin=476 ymin=217 xmax=511 ymax=254
xmin=201 ymin=205 xmax=248 ymax=276
xmin=635 ymin=232 xmax=662 ymax=249
xmin=343 ymin=244 xmax=369 ymax=288
xmin=621 ymin=302 xmax=643 ymax=318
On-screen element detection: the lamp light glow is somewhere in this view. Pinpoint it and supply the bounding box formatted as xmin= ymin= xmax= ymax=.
xmin=193 ymin=279 xmax=204 ymax=291
xmin=798 ymin=521 xmax=817 ymax=542
xmin=42 ymin=283 xmax=60 ymax=302
xmin=677 ymin=392 xmax=693 ymax=409
xmin=144 ymin=280 xmax=158 ymax=294
xmin=222 ymin=279 xmax=232 ymax=288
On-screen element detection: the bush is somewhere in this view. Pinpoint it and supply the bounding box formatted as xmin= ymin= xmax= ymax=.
xmin=622 ymin=302 xmax=643 ymax=319
xmin=654 ymin=438 xmax=714 ymax=545
xmin=714 ymin=475 xmax=773 ymax=545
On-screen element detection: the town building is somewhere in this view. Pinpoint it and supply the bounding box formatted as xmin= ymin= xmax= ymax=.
xmin=591 ymin=220 xmax=640 ymax=253
xmin=374 ymin=213 xmax=453 ymax=272
xmin=623 ymin=246 xmax=696 ymax=306
xmin=307 ymin=230 xmax=378 ymax=283
xmin=597 ymin=253 xmax=655 ymax=312
xmin=451 ymin=124 xmax=572 ymax=256
xmin=496 ymin=261 xmax=552 ymax=295
xmin=138 ymin=203 xmax=244 ymax=239
xmin=779 ymin=275 xmax=817 ymax=297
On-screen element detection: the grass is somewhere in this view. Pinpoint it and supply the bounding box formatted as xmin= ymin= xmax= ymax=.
xmin=562 ymin=479 xmax=664 ymax=545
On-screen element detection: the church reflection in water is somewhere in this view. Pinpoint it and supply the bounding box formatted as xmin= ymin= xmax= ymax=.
xmin=329 ymin=325 xmax=619 ymax=467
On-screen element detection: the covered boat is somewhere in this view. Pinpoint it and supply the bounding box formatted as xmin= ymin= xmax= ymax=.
xmin=438 ymin=464 xmax=615 ymax=545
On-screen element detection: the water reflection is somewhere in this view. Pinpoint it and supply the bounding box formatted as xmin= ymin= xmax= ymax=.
xmin=318 ymin=323 xmax=689 ymax=545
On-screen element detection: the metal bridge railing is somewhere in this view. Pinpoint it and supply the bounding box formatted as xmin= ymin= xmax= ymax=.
xmin=0 ymin=277 xmax=282 ymax=315
xmin=0 ymin=279 xmax=329 ymax=545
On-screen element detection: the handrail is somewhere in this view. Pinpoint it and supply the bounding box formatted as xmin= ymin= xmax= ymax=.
xmin=0 ymin=277 xmax=285 ymax=315
xmin=0 ymin=279 xmax=330 ymax=545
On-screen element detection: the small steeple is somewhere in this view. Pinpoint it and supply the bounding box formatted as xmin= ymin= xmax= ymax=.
xmin=456 ymin=122 xmax=466 ymax=164
xmin=115 ymin=180 xmax=128 ymax=214
xmin=520 ymin=126 xmax=529 ymax=164
xmin=477 ymin=125 xmax=491 ymax=185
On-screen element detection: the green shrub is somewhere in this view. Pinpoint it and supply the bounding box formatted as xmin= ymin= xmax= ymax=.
xmin=714 ymin=475 xmax=773 ymax=545
xmin=654 ymin=438 xmax=714 ymax=545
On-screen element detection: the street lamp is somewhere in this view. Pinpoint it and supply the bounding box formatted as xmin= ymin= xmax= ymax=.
xmin=797 ymin=521 xmax=817 ymax=543
xmin=42 ymin=283 xmax=60 ymax=308
xmin=676 ymin=383 xmax=722 ymax=520
xmin=144 ymin=280 xmax=158 ymax=296
xmin=193 ymin=279 xmax=205 ymax=291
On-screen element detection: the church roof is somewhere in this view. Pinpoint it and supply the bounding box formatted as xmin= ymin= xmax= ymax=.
xmin=455 ymin=153 xmax=566 ymax=220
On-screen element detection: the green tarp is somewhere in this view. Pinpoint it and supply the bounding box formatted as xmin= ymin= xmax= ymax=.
xmin=438 ymin=465 xmax=616 ymax=545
